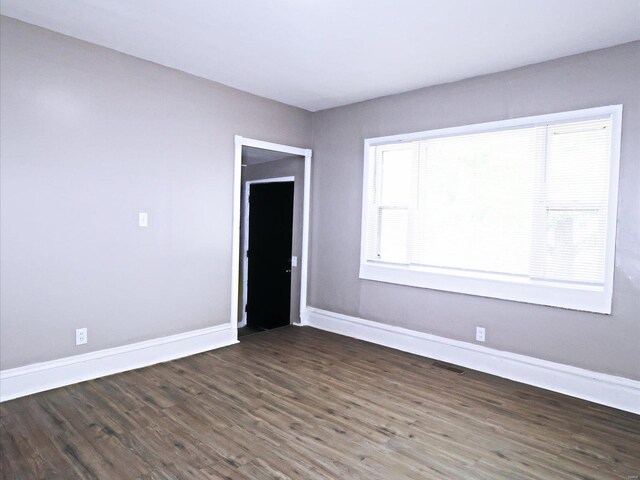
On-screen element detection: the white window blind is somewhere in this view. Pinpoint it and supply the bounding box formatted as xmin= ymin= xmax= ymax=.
xmin=361 ymin=106 xmax=622 ymax=313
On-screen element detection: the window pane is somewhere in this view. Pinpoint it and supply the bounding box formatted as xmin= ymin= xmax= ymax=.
xmin=379 ymin=148 xmax=414 ymax=205
xmin=546 ymin=120 xmax=611 ymax=206
xmin=378 ymin=208 xmax=408 ymax=263
xmin=534 ymin=118 xmax=611 ymax=284
xmin=541 ymin=209 xmax=606 ymax=284
xmin=414 ymin=128 xmax=537 ymax=275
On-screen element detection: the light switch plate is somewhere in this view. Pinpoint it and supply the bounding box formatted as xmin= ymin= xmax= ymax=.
xmin=291 ymin=256 xmax=298 ymax=267
xmin=138 ymin=212 xmax=148 ymax=227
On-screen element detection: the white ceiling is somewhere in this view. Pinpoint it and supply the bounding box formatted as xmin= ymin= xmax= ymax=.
xmin=2 ymin=0 xmax=639 ymax=111
xmin=242 ymin=147 xmax=301 ymax=166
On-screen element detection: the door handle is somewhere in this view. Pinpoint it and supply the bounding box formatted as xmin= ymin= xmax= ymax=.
xmin=285 ymin=269 xmax=292 ymax=273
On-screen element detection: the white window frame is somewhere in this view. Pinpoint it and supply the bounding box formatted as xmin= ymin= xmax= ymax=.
xmin=359 ymin=105 xmax=623 ymax=314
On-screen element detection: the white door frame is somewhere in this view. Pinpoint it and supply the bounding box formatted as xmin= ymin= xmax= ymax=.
xmin=230 ymin=136 xmax=312 ymax=336
xmin=239 ymin=176 xmax=295 ymax=328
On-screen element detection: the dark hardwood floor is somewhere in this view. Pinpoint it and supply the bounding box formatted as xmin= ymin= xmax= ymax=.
xmin=1 ymin=326 xmax=638 ymax=479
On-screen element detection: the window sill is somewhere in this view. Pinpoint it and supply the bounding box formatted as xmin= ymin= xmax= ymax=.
xmin=359 ymin=262 xmax=611 ymax=314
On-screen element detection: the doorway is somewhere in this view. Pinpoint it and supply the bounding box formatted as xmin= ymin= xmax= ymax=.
xmin=231 ymin=136 xmax=312 ymax=340
xmin=244 ymin=179 xmax=294 ymax=333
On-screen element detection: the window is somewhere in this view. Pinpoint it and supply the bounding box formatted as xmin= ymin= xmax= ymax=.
xmin=360 ymin=106 xmax=622 ymax=314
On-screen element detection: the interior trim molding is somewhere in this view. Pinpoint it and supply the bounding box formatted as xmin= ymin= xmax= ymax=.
xmin=0 ymin=323 xmax=237 ymax=402
xmin=232 ymin=136 xmax=312 ymax=330
xmin=304 ymin=307 xmax=640 ymax=414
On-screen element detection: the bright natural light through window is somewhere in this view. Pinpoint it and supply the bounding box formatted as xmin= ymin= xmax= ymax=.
xmin=360 ymin=106 xmax=622 ymax=314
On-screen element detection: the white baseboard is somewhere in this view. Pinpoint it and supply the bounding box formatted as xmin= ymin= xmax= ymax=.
xmin=4 ymin=312 xmax=638 ymax=414
xmin=304 ymin=307 xmax=640 ymax=414
xmin=0 ymin=323 xmax=238 ymax=402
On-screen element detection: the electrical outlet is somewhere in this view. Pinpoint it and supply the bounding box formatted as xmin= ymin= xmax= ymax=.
xmin=76 ymin=328 xmax=88 ymax=345
xmin=476 ymin=326 xmax=486 ymax=342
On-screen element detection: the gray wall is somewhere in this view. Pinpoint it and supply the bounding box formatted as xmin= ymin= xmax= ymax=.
xmin=2 ymin=14 xmax=638 ymax=382
xmin=240 ymin=156 xmax=305 ymax=325
xmin=309 ymin=41 xmax=640 ymax=380
xmin=0 ymin=17 xmax=311 ymax=369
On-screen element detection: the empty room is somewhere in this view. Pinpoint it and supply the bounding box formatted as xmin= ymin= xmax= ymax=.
xmin=1 ymin=1 xmax=639 ymax=479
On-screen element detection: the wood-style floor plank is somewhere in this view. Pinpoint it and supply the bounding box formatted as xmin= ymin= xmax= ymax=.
xmin=1 ymin=326 xmax=638 ymax=479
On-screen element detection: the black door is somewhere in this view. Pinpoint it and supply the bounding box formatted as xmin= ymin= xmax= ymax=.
xmin=247 ymin=182 xmax=294 ymax=330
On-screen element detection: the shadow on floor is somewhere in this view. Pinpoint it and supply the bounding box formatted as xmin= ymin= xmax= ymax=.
xmin=237 ymin=325 xmax=266 ymax=338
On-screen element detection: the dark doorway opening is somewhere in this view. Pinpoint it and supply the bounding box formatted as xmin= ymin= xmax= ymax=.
xmin=245 ymin=181 xmax=294 ymax=332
